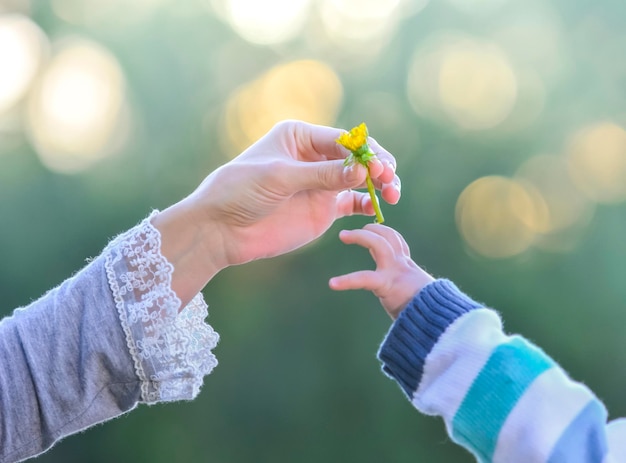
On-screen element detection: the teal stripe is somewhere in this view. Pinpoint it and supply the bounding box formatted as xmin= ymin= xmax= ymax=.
xmin=451 ymin=337 xmax=554 ymax=462
xmin=547 ymin=399 xmax=608 ymax=463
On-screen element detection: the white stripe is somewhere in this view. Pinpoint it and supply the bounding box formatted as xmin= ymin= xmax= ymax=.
xmin=605 ymin=418 xmax=626 ymax=463
xmin=492 ymin=366 xmax=594 ymax=463
xmin=411 ymin=309 xmax=509 ymax=432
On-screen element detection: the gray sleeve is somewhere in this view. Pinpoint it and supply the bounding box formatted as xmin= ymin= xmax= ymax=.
xmin=0 ymin=213 xmax=219 ymax=463
xmin=0 ymin=256 xmax=140 ymax=462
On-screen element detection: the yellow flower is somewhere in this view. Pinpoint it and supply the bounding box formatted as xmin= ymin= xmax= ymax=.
xmin=334 ymin=122 xmax=385 ymax=224
xmin=336 ymin=122 xmax=369 ymax=152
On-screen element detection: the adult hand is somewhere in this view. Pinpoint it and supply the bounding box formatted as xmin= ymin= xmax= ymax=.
xmin=195 ymin=120 xmax=400 ymax=266
xmin=154 ymin=120 xmax=401 ymax=304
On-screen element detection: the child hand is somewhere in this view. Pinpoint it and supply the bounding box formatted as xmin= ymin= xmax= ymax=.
xmin=329 ymin=224 xmax=435 ymax=319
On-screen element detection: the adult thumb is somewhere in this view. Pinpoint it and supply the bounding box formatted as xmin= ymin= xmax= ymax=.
xmin=284 ymin=159 xmax=366 ymax=192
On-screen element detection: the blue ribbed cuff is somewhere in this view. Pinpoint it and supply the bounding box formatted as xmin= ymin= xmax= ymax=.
xmin=377 ymin=279 xmax=483 ymax=399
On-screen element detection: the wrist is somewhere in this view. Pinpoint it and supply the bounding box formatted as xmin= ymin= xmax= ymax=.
xmin=377 ymin=279 xmax=482 ymax=396
xmin=387 ymin=265 xmax=435 ymax=320
xmin=151 ymin=198 xmax=227 ymax=306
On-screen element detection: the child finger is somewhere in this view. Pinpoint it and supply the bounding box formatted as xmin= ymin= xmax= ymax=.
xmin=329 ymin=270 xmax=383 ymax=292
xmin=362 ymin=223 xmax=409 ymax=256
xmin=399 ymin=235 xmax=411 ymax=256
xmin=338 ymin=229 xmax=395 ymax=267
xmin=387 ymin=226 xmax=411 ymax=256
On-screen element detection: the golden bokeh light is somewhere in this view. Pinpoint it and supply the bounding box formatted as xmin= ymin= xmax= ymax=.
xmin=407 ymin=35 xmax=518 ymax=130
xmin=515 ymin=154 xmax=594 ymax=237
xmin=222 ymin=59 xmax=343 ymax=154
xmin=567 ymin=122 xmax=626 ymax=204
xmin=26 ymin=38 xmax=129 ymax=174
xmin=406 ymin=35 xmax=448 ymax=120
xmin=0 ymin=14 xmax=47 ymax=115
xmin=210 ymin=0 xmax=311 ymax=45
xmin=455 ymin=176 xmax=540 ymax=259
xmin=438 ymin=41 xmax=517 ymax=130
xmin=508 ymin=178 xmax=551 ymax=235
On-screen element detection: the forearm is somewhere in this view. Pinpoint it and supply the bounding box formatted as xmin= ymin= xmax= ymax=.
xmin=0 ymin=214 xmax=220 ymax=462
xmin=0 ymin=256 xmax=140 ymax=462
xmin=378 ymin=279 xmax=622 ymax=462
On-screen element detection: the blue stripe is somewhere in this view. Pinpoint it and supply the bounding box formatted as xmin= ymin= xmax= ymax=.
xmin=378 ymin=280 xmax=482 ymax=398
xmin=547 ymin=399 xmax=608 ymax=463
xmin=452 ymin=337 xmax=554 ymax=462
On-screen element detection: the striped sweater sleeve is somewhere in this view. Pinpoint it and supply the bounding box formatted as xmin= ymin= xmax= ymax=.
xmin=377 ymin=279 xmax=626 ymax=463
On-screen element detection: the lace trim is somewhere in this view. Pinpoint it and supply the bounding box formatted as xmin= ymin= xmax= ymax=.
xmin=104 ymin=211 xmax=219 ymax=403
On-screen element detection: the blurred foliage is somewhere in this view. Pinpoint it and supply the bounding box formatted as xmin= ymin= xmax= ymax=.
xmin=2 ymin=0 xmax=626 ymax=461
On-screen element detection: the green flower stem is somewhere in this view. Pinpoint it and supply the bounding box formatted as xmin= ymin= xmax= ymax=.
xmin=366 ymin=166 xmax=384 ymax=224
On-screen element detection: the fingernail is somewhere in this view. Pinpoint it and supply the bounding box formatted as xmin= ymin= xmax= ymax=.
xmin=343 ymin=164 xmax=360 ymax=182
xmin=366 ymin=158 xmax=383 ymax=178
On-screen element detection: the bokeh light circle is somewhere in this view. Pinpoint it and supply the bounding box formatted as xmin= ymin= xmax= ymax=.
xmin=512 ymin=154 xmax=594 ymax=253
xmin=318 ymin=0 xmax=404 ymax=51
xmin=221 ymin=59 xmax=343 ymax=154
xmin=567 ymin=122 xmax=626 ymax=204
xmin=211 ymin=0 xmax=312 ymax=45
xmin=438 ymin=42 xmax=517 ymax=129
xmin=407 ymin=35 xmax=518 ymax=130
xmin=0 ymin=14 xmax=48 ymax=115
xmin=26 ymin=38 xmax=128 ymax=174
xmin=455 ymin=176 xmax=540 ymax=259
xmin=515 ymin=155 xmax=594 ymax=234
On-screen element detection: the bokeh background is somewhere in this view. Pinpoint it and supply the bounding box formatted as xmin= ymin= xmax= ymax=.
xmin=2 ymin=0 xmax=626 ymax=461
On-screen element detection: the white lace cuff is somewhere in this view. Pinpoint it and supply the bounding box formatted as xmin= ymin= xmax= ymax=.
xmin=104 ymin=211 xmax=219 ymax=403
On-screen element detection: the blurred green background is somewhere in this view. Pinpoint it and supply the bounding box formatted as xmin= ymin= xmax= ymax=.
xmin=3 ymin=0 xmax=626 ymax=461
